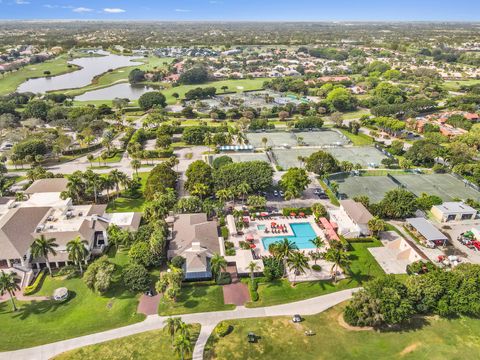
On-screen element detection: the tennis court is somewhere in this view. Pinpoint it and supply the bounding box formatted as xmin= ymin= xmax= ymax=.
xmin=295 ymin=130 xmax=349 ymax=147
xmin=336 ymin=175 xmax=398 ymax=202
xmin=393 ymin=174 xmax=480 ymax=201
xmin=272 ymin=146 xmax=387 ymax=169
xmin=213 ymin=152 xmax=271 ymax=164
xmin=246 ymin=132 xmax=296 ymax=148
xmin=327 ymin=147 xmax=387 ymax=167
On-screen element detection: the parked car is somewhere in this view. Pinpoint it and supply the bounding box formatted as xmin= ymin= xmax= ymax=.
xmin=292 ymin=314 xmax=302 ymax=323
xmin=279 ymin=191 xmax=285 ymax=197
xmin=273 ymin=190 xmax=279 ymax=197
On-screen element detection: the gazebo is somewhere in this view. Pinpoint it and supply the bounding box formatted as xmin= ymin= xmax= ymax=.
xmin=53 ymin=287 xmax=69 ymax=301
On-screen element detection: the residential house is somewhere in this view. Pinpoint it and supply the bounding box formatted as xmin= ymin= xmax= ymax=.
xmin=167 ymin=213 xmax=221 ymax=280
xmin=329 ymin=200 xmax=373 ymax=238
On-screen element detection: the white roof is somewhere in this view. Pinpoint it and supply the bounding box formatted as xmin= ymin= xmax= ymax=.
xmin=21 ymin=192 xmax=70 ymax=208
xmin=104 ymin=212 xmax=136 ymax=227
xmin=432 ymin=202 xmax=477 ymax=214
xmin=406 ymin=218 xmax=448 ymax=242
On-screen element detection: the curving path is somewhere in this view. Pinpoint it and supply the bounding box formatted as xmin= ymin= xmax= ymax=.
xmin=0 ymin=288 xmax=358 ymax=360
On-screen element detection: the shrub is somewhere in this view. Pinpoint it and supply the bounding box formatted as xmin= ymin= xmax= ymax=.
xmin=129 ymin=241 xmax=158 ymax=268
xmin=23 ymin=268 xmax=47 ymax=295
xmin=248 ymin=280 xmax=259 ymax=301
xmin=216 ymin=272 xmax=232 ymax=285
xmin=215 ymin=322 xmax=232 ymax=337
xmin=239 ymin=241 xmax=251 ymax=250
xmin=282 ymin=207 xmax=312 ymax=216
xmin=221 ymin=226 xmax=229 ymax=239
xmin=263 ymin=256 xmax=284 ymax=281
xmin=84 ymin=256 xmax=115 ymax=294
xmin=312 ymin=264 xmax=322 ymax=272
xmin=123 ymin=263 xmax=150 ymax=293
xmin=171 ymin=256 xmax=185 ymax=269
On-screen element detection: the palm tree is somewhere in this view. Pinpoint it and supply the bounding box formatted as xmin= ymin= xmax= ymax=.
xmin=173 ymin=333 xmax=192 ymax=360
xmin=287 ymin=251 xmax=310 ymax=286
xmin=130 ymin=159 xmax=141 ymax=177
xmin=109 ymin=169 xmax=128 ymax=198
xmin=236 ymin=182 xmax=251 ymax=204
xmin=247 ymin=261 xmax=259 ymax=285
xmin=165 ymin=317 xmax=183 ymax=347
xmin=87 ymin=154 xmax=94 ymax=168
xmin=309 ymin=237 xmax=326 ymax=260
xmin=66 ymin=172 xmax=85 ymax=204
xmin=324 ymin=246 xmax=351 ymax=283
xmin=66 ymin=236 xmax=89 ymax=275
xmin=30 ymin=235 xmax=58 ymax=276
xmin=210 ymin=254 xmax=227 ymax=283
xmin=0 ymin=271 xmax=20 ymax=311
xmin=275 ymin=238 xmax=298 ymax=277
xmin=367 ymin=216 xmax=387 ymax=237
xmin=102 ymin=176 xmax=115 ymax=202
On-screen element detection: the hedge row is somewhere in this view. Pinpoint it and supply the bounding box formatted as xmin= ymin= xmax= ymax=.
xmin=23 ymin=268 xmax=47 ymax=296
xmin=248 ymin=280 xmax=259 ymax=301
xmin=62 ymin=143 xmax=102 ymax=156
xmin=281 ymin=207 xmax=313 ymax=216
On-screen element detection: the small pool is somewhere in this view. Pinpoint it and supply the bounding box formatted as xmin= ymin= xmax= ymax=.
xmin=261 ymin=223 xmax=317 ymax=249
xmin=257 ymin=224 xmax=266 ymax=231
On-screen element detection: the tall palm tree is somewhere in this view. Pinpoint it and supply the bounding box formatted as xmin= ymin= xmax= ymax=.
xmin=102 ymin=176 xmax=115 ymax=202
xmin=247 ymin=261 xmax=259 ymax=285
xmin=309 ymin=237 xmax=326 ymax=258
xmin=210 ymin=254 xmax=227 ymax=283
xmin=236 ymin=182 xmax=251 ymax=204
xmin=109 ymin=170 xmax=127 ymax=198
xmin=275 ymin=238 xmax=298 ymax=277
xmin=287 ymin=251 xmax=310 ymax=286
xmin=30 ymin=235 xmax=58 ymax=276
xmin=0 ymin=271 xmax=20 ymax=312
xmin=173 ymin=333 xmax=192 ymax=360
xmin=324 ymin=246 xmax=351 ymax=283
xmin=66 ymin=236 xmax=89 ymax=275
xmin=191 ymin=183 xmax=209 ymax=200
xmin=130 ymin=159 xmax=141 ymax=177
xmin=165 ymin=317 xmax=183 ymax=347
xmin=66 ymin=172 xmax=84 ymax=204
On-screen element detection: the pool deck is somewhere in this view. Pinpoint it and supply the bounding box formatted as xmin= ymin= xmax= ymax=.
xmin=226 ymin=215 xmax=344 ymax=282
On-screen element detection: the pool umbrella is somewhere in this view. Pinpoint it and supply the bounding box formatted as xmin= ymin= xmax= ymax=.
xmin=290 ymin=212 xmax=296 ymax=216
xmin=250 ymin=243 xmax=256 ymax=249
xmin=246 ymin=234 xmax=254 ymax=241
xmin=299 ymin=212 xmax=305 ymax=217
xmin=261 ymin=212 xmax=268 ymax=217
xmin=271 ymin=222 xmax=276 ymax=226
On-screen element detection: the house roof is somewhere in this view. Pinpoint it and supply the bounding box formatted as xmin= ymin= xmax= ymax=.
xmin=24 ymin=178 xmax=68 ymax=194
xmin=406 ymin=218 xmax=448 ymax=242
xmin=432 ymin=202 xmax=477 ymax=215
xmin=0 ymin=207 xmax=50 ymax=259
xmin=169 ymin=213 xmax=219 ymax=257
xmin=340 ymin=200 xmax=373 ymax=225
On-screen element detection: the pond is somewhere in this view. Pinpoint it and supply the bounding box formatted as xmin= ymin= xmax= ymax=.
xmin=75 ymin=83 xmax=158 ymax=101
xmin=17 ymin=50 xmax=143 ymax=93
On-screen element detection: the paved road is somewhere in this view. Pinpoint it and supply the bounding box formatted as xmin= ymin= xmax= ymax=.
xmin=0 ymin=288 xmax=358 ymax=360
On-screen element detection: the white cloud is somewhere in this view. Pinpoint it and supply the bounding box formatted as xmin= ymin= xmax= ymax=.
xmin=43 ymin=4 xmax=58 ymax=8
xmin=175 ymin=8 xmax=191 ymax=12
xmin=15 ymin=0 xmax=30 ymax=4
xmin=104 ymin=8 xmax=126 ymax=13
xmin=72 ymin=7 xmax=93 ymax=13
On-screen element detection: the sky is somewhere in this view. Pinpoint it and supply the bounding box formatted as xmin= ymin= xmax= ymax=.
xmin=1 ymin=0 xmax=480 ymax=21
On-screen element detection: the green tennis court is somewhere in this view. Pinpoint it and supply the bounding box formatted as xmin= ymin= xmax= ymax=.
xmin=392 ymin=174 xmax=480 ymax=201
xmin=336 ymin=175 xmax=399 ymax=202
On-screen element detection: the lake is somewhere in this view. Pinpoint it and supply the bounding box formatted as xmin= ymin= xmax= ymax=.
xmin=17 ymin=50 xmax=143 ymax=93
xmin=75 ymin=83 xmax=157 ymax=101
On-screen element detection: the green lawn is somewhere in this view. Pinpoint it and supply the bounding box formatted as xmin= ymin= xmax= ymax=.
xmin=338 ymin=128 xmax=373 ymax=146
xmin=92 ymin=151 xmax=124 ymax=164
xmin=73 ymin=78 xmax=268 ymax=106
xmin=443 ymin=79 xmax=480 ymax=91
xmin=53 ymin=324 xmax=201 ymax=360
xmin=204 ymin=303 xmax=480 ymax=360
xmin=107 ymin=172 xmax=149 ymax=213
xmin=158 ymin=283 xmax=235 ymax=316
xmin=0 ymin=55 xmax=80 ymax=95
xmin=247 ymin=239 xmax=385 ymax=308
xmin=0 ymin=250 xmax=144 ymax=351
xmin=341 ymin=108 xmax=370 ymax=120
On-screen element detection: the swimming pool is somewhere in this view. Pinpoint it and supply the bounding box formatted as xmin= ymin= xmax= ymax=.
xmin=261 ymin=223 xmax=317 ymax=249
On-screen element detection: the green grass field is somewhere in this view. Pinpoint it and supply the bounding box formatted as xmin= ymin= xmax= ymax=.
xmin=0 ymin=55 xmax=79 ymax=95
xmin=73 ymin=78 xmax=268 ymax=106
xmin=53 ymin=324 xmax=200 ymax=360
xmin=444 ymin=79 xmax=480 ymax=91
xmin=107 ymin=172 xmax=149 ymax=213
xmin=338 ymin=128 xmax=373 ymax=146
xmin=158 ymin=283 xmax=235 ymax=316
xmin=0 ymin=250 xmax=144 ymax=351
xmin=205 ymin=303 xmax=480 ymax=360
xmin=247 ymin=239 xmax=385 ymax=308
